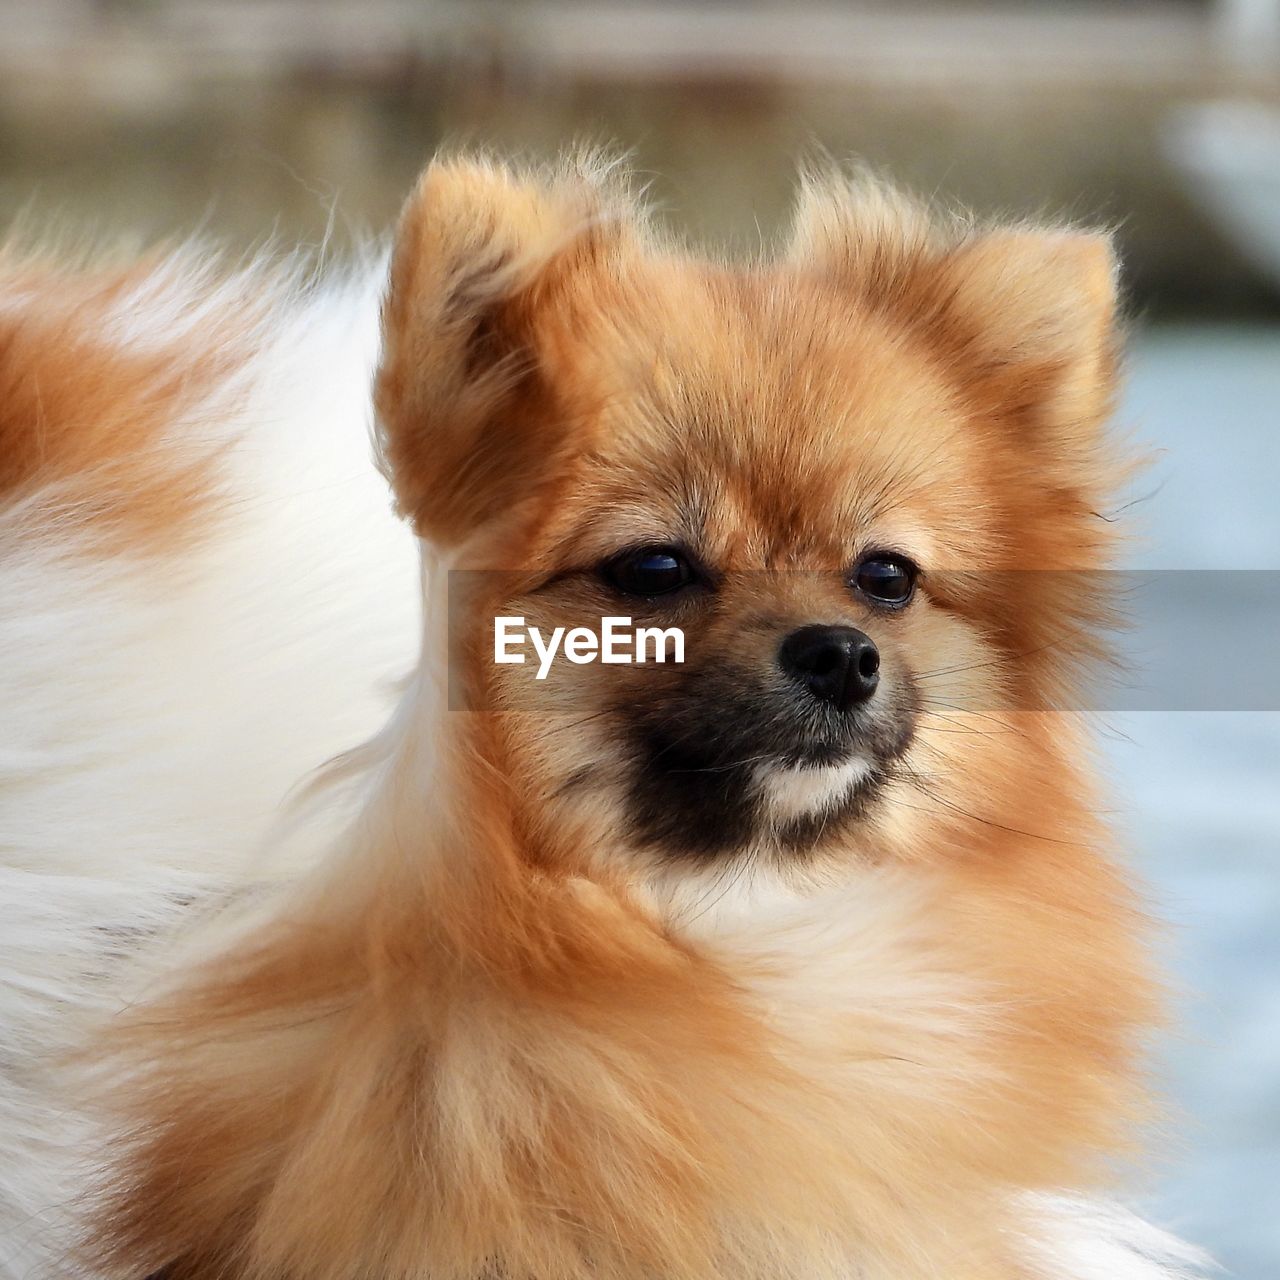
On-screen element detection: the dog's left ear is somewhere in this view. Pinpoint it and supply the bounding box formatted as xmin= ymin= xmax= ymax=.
xmin=788 ymin=177 xmax=1120 ymax=471
xmin=375 ymin=156 xmax=629 ymax=547
xmin=928 ymin=228 xmax=1120 ymax=469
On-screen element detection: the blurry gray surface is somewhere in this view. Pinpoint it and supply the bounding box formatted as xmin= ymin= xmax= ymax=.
xmin=1167 ymin=101 xmax=1280 ymax=290
xmin=1110 ymin=326 xmax=1280 ymax=1278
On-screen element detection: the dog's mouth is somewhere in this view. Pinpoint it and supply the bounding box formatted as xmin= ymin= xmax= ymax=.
xmin=777 ymin=740 xmax=855 ymax=769
xmin=753 ymin=751 xmax=882 ymax=829
xmin=619 ymin=703 xmax=912 ymax=860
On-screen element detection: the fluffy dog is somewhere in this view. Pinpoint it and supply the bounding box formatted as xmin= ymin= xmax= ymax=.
xmin=0 ymin=156 xmax=1207 ymax=1280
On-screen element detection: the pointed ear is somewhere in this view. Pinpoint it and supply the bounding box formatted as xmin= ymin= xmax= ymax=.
xmin=788 ymin=175 xmax=1121 ymax=468
xmin=374 ymin=156 xmax=629 ymax=547
xmin=933 ymin=229 xmax=1120 ymax=461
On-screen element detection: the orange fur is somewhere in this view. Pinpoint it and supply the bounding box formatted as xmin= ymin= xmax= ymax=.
xmin=0 ymin=253 xmax=254 ymax=551
xmin=84 ymin=156 xmax=1161 ymax=1280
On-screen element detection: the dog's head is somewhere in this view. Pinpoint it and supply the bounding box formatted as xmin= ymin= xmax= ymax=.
xmin=376 ymin=155 xmax=1123 ymax=882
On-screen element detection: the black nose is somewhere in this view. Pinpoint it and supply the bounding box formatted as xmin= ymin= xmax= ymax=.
xmin=778 ymin=624 xmax=880 ymax=711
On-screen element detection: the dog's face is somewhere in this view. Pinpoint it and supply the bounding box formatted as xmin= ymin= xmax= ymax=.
xmin=475 ymin=274 xmax=977 ymax=864
xmin=377 ymin=157 xmax=1120 ymax=880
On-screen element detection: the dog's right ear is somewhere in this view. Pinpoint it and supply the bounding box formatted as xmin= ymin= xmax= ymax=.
xmin=375 ymin=156 xmax=629 ymax=547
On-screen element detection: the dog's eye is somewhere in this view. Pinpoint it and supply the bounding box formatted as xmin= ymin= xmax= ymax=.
xmin=605 ymin=546 xmax=696 ymax=597
xmin=852 ymin=554 xmax=917 ymax=606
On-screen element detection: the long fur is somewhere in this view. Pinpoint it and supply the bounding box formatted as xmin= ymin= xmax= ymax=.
xmin=0 ymin=157 xmax=1209 ymax=1280
xmin=0 ymin=248 xmax=419 ymax=1274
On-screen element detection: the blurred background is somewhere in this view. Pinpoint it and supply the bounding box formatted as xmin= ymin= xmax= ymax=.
xmin=2 ymin=1 xmax=1276 ymax=1275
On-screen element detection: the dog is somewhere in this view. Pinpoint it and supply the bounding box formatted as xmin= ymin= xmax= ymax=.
xmin=0 ymin=154 xmax=1208 ymax=1280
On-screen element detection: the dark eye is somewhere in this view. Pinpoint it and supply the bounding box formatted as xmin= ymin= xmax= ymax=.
xmin=605 ymin=545 xmax=696 ymax=597
xmin=852 ymin=553 xmax=917 ymax=606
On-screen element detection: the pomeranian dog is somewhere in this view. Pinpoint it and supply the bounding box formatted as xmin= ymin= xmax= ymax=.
xmin=0 ymin=154 xmax=1208 ymax=1280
